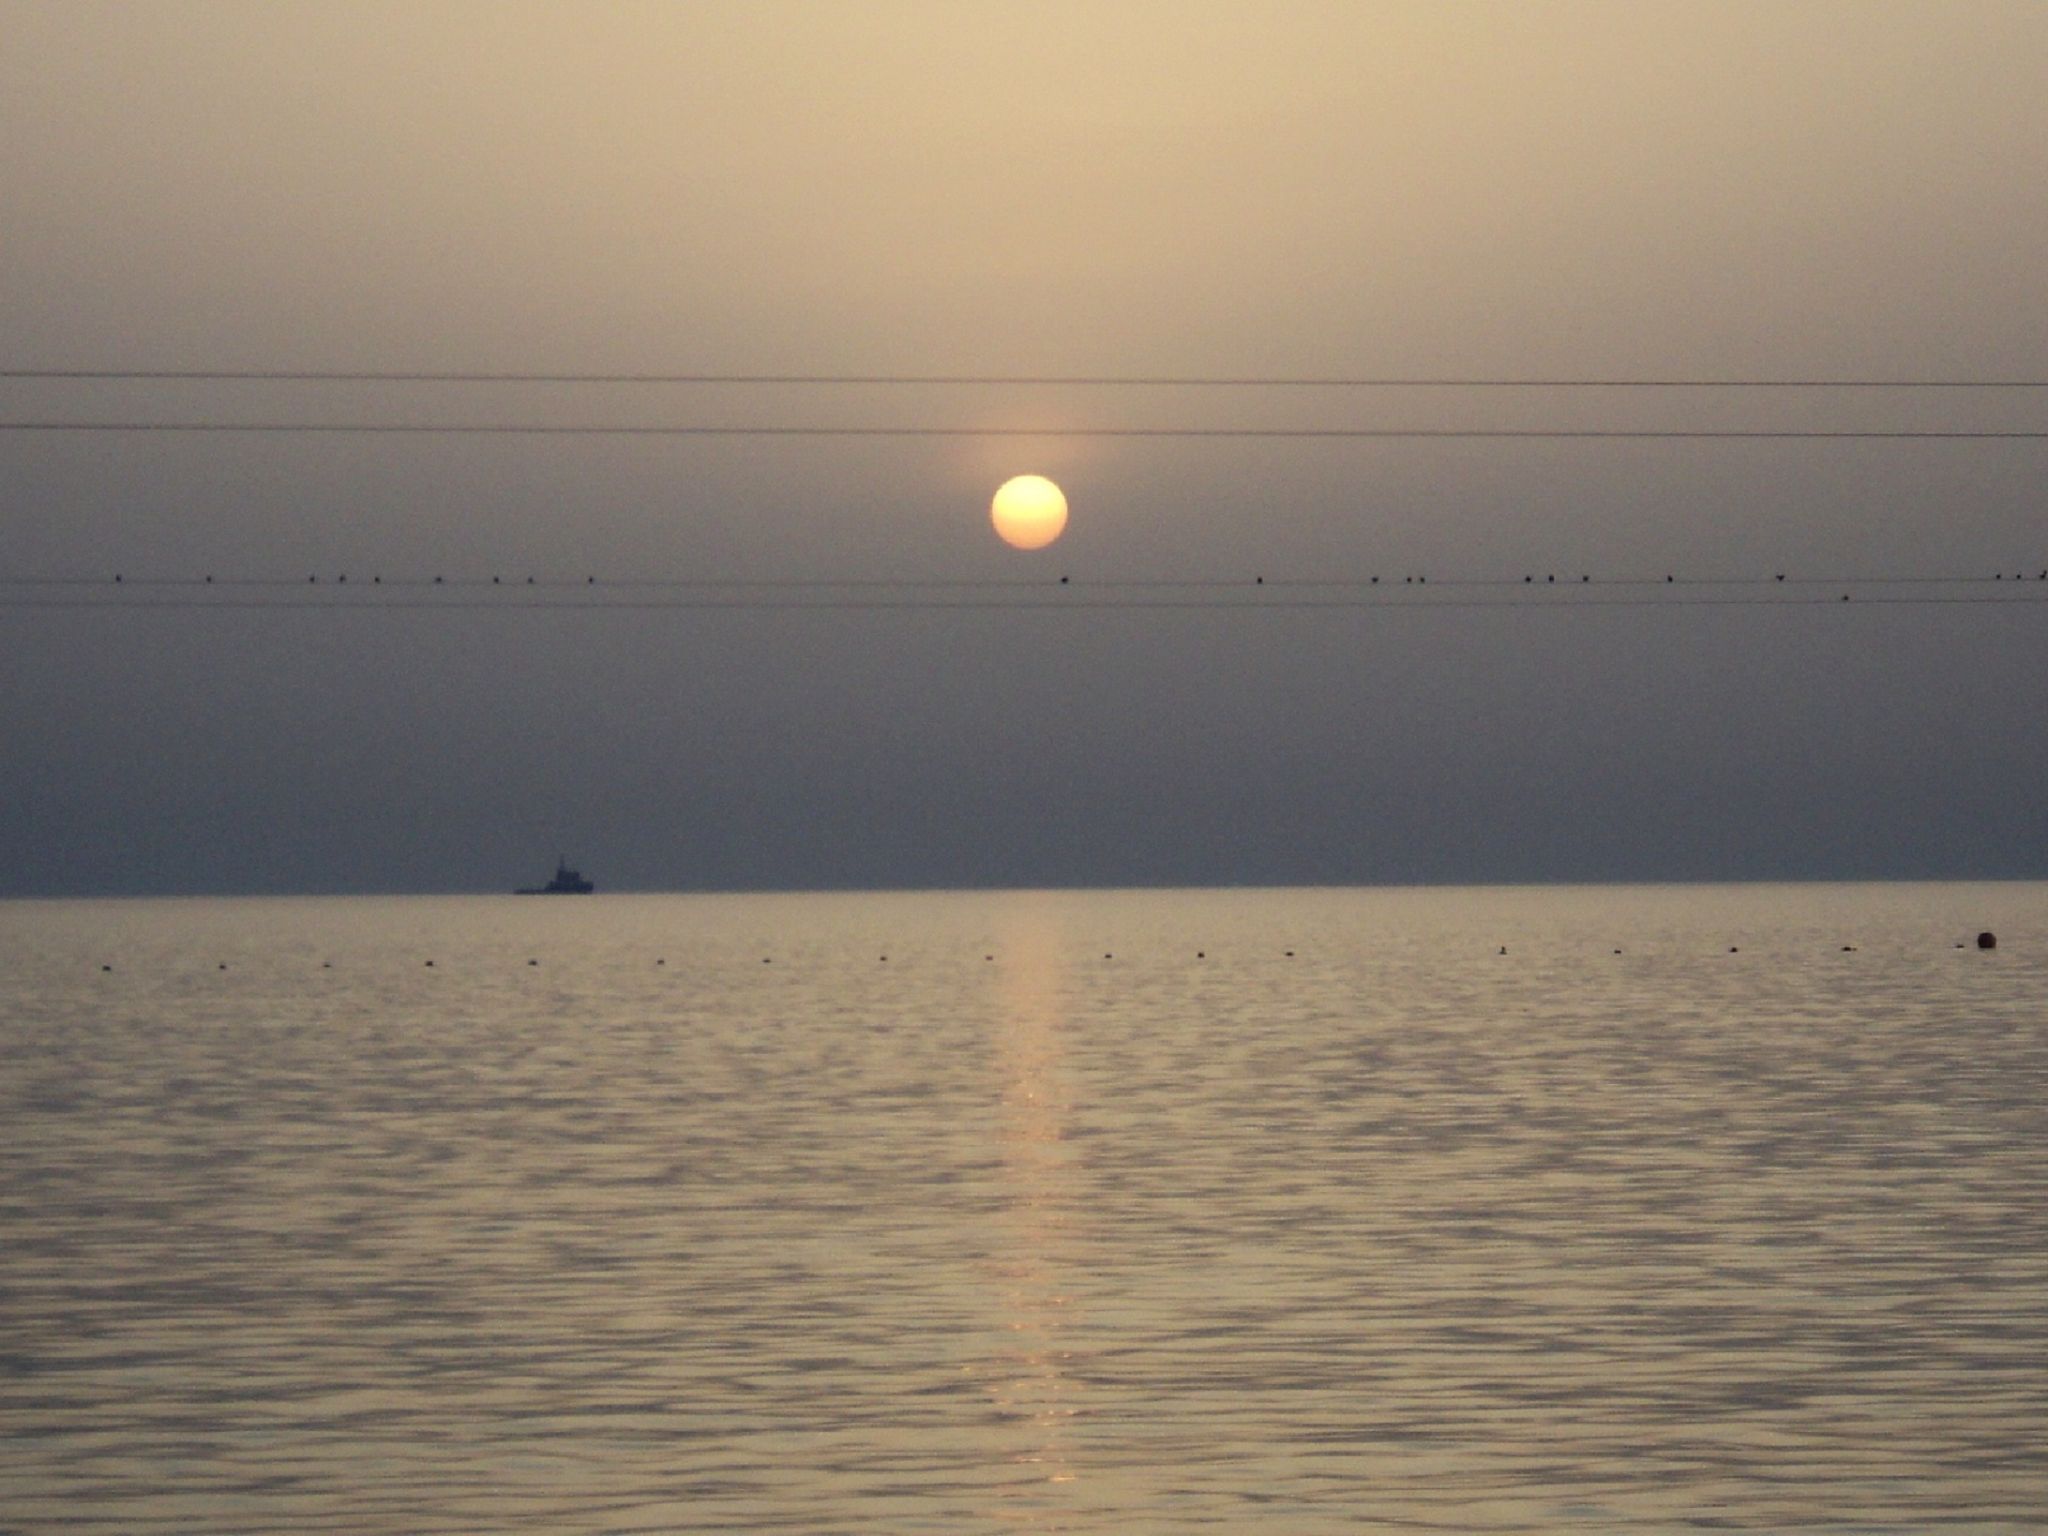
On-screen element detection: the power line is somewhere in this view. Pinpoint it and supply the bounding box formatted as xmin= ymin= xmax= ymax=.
xmin=7 ymin=572 xmax=2046 ymax=591
xmin=6 ymin=370 xmax=2048 ymax=387
xmin=7 ymin=594 xmax=2045 ymax=613
xmin=4 ymin=422 xmax=2047 ymax=439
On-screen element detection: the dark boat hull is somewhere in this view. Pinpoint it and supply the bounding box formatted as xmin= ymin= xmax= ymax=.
xmin=515 ymin=862 xmax=595 ymax=895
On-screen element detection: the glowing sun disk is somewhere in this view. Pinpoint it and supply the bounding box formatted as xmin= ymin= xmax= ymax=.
xmin=991 ymin=475 xmax=1069 ymax=550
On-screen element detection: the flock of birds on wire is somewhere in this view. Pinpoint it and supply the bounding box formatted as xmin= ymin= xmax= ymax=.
xmin=3 ymin=568 xmax=2047 ymax=611
xmin=5 ymin=369 xmax=2042 ymax=611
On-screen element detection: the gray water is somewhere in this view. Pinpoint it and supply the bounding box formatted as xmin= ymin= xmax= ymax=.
xmin=3 ymin=884 xmax=2045 ymax=1533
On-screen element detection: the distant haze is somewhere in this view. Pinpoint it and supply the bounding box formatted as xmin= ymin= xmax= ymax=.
xmin=3 ymin=1 xmax=2045 ymax=895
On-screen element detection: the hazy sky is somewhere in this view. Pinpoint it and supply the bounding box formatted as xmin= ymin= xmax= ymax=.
xmin=3 ymin=0 xmax=2045 ymax=894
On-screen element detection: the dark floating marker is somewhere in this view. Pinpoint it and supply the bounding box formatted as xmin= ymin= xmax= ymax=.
xmin=424 ymin=959 xmax=435 ymax=967
xmin=1729 ymin=946 xmax=1739 ymax=953
xmin=1196 ymin=950 xmax=1205 ymax=959
xmin=1498 ymin=946 xmax=1507 ymax=956
xmin=1841 ymin=945 xmax=1856 ymax=952
xmin=218 ymin=963 xmax=227 ymax=970
xmin=1284 ymin=950 xmax=1295 ymax=958
xmin=1978 ymin=931 xmax=1997 ymax=950
xmin=656 ymin=957 xmax=665 ymax=965
xmin=101 ymin=964 xmax=112 ymax=972
xmin=322 ymin=962 xmax=332 ymax=968
xmin=527 ymin=958 xmax=538 ymax=966
xmin=1613 ymin=948 xmax=1622 ymax=955
xmin=1059 ymin=575 xmax=1069 ymax=584
xmin=879 ymin=955 xmax=887 ymax=962
xmin=984 ymin=954 xmax=993 ymax=961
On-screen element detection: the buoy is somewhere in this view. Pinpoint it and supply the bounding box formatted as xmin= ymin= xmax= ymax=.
xmin=218 ymin=963 xmax=227 ymax=970
xmin=424 ymin=959 xmax=435 ymax=967
xmin=1977 ymin=931 xmax=1997 ymax=950
xmin=656 ymin=958 xmax=665 ymax=965
xmin=1498 ymin=946 xmax=1507 ymax=955
xmin=527 ymin=958 xmax=538 ymax=966
xmin=101 ymin=964 xmax=112 ymax=972
xmin=1729 ymin=946 xmax=1739 ymax=953
xmin=1196 ymin=950 xmax=1205 ymax=958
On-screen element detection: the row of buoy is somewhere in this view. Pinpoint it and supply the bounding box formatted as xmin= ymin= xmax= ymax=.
xmin=89 ymin=933 xmax=2002 ymax=973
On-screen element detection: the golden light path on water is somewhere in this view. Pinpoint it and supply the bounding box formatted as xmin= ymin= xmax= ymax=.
xmin=989 ymin=900 xmax=1081 ymax=1507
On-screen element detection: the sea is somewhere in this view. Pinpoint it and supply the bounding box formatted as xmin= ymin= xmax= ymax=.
xmin=2 ymin=883 xmax=2044 ymax=1534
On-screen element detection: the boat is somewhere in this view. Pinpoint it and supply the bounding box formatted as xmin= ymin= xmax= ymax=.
xmin=516 ymin=859 xmax=595 ymax=895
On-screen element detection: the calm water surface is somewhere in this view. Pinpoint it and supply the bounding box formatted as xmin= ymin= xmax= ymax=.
xmin=3 ymin=884 xmax=2045 ymax=1533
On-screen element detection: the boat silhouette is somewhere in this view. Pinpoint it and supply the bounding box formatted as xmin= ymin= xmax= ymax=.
xmin=516 ymin=859 xmax=594 ymax=895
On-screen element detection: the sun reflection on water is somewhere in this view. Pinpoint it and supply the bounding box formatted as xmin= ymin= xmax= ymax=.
xmin=984 ymin=901 xmax=1084 ymax=1510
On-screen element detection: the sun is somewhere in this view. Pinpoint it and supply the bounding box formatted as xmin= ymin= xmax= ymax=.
xmin=990 ymin=475 xmax=1069 ymax=550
